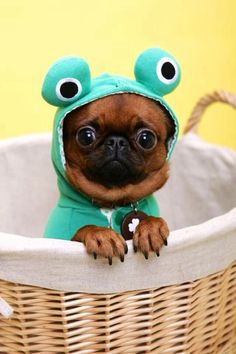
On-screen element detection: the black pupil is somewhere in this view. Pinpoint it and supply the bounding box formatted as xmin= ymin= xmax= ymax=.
xmin=60 ymin=82 xmax=79 ymax=99
xmin=138 ymin=131 xmax=156 ymax=150
xmin=77 ymin=128 xmax=95 ymax=146
xmin=161 ymin=62 xmax=176 ymax=80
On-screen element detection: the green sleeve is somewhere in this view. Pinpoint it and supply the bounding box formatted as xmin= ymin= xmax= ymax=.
xmin=146 ymin=195 xmax=160 ymax=217
xmin=44 ymin=206 xmax=73 ymax=240
xmin=44 ymin=205 xmax=109 ymax=240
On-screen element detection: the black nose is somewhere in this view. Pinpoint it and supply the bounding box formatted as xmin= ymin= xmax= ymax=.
xmin=104 ymin=135 xmax=129 ymax=151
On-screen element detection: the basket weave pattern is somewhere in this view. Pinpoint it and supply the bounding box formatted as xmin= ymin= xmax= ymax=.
xmin=0 ymin=260 xmax=236 ymax=354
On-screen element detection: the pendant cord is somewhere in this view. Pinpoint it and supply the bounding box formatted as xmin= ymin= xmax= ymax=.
xmin=101 ymin=201 xmax=140 ymax=230
xmin=131 ymin=202 xmax=139 ymax=215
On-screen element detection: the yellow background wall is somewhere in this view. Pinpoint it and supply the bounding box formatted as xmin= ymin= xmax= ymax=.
xmin=0 ymin=0 xmax=235 ymax=149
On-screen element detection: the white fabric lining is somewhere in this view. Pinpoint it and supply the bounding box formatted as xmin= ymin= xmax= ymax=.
xmin=0 ymin=297 xmax=13 ymax=319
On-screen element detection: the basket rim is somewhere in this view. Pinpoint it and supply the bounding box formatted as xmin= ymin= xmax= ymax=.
xmin=0 ymin=207 xmax=236 ymax=294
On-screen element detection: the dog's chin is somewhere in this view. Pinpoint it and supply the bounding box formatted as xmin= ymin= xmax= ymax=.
xmin=66 ymin=161 xmax=169 ymax=208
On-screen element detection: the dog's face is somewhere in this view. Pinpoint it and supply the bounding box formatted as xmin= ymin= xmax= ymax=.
xmin=63 ymin=93 xmax=174 ymax=207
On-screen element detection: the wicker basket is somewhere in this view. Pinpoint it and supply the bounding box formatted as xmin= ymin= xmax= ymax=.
xmin=0 ymin=91 xmax=236 ymax=354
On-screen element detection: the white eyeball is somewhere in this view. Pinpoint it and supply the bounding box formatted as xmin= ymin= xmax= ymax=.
xmin=156 ymin=57 xmax=179 ymax=85
xmin=56 ymin=78 xmax=82 ymax=101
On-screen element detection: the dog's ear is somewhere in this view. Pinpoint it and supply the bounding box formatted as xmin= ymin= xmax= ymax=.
xmin=155 ymin=102 xmax=175 ymax=150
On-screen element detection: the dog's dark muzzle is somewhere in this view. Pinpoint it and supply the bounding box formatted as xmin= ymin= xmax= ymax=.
xmin=86 ymin=134 xmax=145 ymax=187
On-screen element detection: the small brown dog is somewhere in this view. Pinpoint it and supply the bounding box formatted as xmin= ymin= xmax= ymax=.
xmin=63 ymin=94 xmax=174 ymax=263
xmin=42 ymin=48 xmax=181 ymax=264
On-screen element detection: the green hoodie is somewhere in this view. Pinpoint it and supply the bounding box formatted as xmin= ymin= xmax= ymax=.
xmin=42 ymin=48 xmax=181 ymax=240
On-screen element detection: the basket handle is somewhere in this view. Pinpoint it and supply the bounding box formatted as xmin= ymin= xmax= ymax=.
xmin=183 ymin=90 xmax=236 ymax=134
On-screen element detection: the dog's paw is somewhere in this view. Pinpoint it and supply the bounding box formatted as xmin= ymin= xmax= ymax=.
xmin=72 ymin=225 xmax=128 ymax=265
xmin=133 ymin=216 xmax=169 ymax=259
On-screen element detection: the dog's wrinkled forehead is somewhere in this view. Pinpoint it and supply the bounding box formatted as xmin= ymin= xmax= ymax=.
xmin=64 ymin=94 xmax=172 ymax=136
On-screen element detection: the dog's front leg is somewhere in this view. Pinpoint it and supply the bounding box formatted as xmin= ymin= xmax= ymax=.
xmin=72 ymin=226 xmax=128 ymax=265
xmin=133 ymin=217 xmax=169 ymax=259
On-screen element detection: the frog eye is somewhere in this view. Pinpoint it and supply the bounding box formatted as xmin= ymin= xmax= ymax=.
xmin=56 ymin=78 xmax=82 ymax=101
xmin=134 ymin=48 xmax=181 ymax=96
xmin=156 ymin=56 xmax=178 ymax=85
xmin=42 ymin=56 xmax=91 ymax=107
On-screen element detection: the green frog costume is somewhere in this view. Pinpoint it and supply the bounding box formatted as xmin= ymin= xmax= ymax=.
xmin=42 ymin=47 xmax=181 ymax=240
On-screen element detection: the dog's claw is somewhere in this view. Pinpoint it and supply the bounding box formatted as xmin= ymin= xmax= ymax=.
xmin=156 ymin=250 xmax=160 ymax=257
xmin=160 ymin=233 xmax=168 ymax=246
xmin=120 ymin=254 xmax=124 ymax=262
xmin=133 ymin=245 xmax=137 ymax=253
xmin=93 ymin=252 xmax=97 ymax=259
xmin=144 ymin=252 xmax=149 ymax=260
xmin=108 ymin=256 xmax=112 ymax=266
xmin=124 ymin=243 xmax=128 ymax=254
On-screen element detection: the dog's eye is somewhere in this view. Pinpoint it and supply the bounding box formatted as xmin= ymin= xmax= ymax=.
xmin=136 ymin=129 xmax=157 ymax=150
xmin=76 ymin=126 xmax=96 ymax=146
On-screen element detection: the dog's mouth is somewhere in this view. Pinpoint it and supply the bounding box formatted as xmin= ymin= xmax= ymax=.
xmin=103 ymin=159 xmax=129 ymax=184
xmin=85 ymin=157 xmax=145 ymax=188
